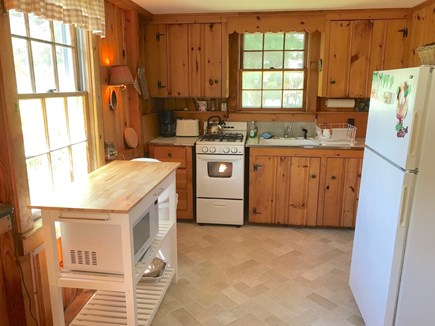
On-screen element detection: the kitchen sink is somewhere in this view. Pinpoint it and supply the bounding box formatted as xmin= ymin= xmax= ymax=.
xmin=259 ymin=137 xmax=319 ymax=146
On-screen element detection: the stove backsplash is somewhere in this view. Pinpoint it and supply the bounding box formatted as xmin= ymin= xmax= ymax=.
xmin=255 ymin=122 xmax=317 ymax=138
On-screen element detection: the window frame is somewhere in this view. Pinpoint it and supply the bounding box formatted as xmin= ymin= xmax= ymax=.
xmin=239 ymin=31 xmax=309 ymax=111
xmin=9 ymin=11 xmax=92 ymax=215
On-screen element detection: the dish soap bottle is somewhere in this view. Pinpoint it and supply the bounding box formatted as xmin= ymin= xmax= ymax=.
xmin=249 ymin=121 xmax=257 ymax=138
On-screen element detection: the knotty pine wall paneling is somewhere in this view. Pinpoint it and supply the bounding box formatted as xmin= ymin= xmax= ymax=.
xmin=408 ymin=0 xmax=435 ymax=66
xmin=100 ymin=1 xmax=144 ymax=161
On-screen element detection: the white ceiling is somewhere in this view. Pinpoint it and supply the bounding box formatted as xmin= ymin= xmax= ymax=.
xmin=131 ymin=0 xmax=424 ymax=15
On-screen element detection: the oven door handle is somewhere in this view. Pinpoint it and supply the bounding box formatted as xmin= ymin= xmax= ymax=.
xmin=197 ymin=155 xmax=244 ymax=162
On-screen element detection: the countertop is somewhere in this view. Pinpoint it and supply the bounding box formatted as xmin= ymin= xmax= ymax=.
xmin=246 ymin=137 xmax=365 ymax=149
xmin=30 ymin=160 xmax=180 ymax=213
xmin=149 ymin=136 xmax=199 ymax=146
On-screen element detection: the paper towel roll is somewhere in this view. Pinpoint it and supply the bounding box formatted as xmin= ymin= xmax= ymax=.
xmin=325 ymin=99 xmax=356 ymax=108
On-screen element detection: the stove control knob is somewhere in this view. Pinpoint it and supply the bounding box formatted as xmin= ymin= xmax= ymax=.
xmin=223 ymin=147 xmax=230 ymax=154
xmin=209 ymin=146 xmax=216 ymax=153
xmin=201 ymin=146 xmax=208 ymax=153
xmin=231 ymin=147 xmax=238 ymax=154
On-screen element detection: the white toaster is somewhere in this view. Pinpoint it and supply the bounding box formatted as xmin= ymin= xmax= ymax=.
xmin=176 ymin=119 xmax=199 ymax=136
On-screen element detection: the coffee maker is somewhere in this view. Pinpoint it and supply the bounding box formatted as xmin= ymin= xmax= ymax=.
xmin=158 ymin=110 xmax=176 ymax=137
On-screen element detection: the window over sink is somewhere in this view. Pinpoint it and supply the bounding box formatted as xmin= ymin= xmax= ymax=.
xmin=240 ymin=32 xmax=307 ymax=110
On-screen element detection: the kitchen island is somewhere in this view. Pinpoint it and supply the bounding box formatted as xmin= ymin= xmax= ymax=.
xmin=31 ymin=160 xmax=180 ymax=326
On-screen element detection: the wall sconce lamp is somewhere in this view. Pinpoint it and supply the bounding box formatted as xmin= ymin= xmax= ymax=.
xmin=109 ymin=65 xmax=134 ymax=110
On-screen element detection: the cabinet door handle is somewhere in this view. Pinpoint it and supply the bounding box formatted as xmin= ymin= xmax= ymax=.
xmin=167 ymin=153 xmax=172 ymax=158
xmin=331 ymin=176 xmax=336 ymax=180
xmin=253 ymin=163 xmax=263 ymax=172
xmin=209 ymin=78 xmax=214 ymax=86
xmin=253 ymin=207 xmax=262 ymax=215
xmin=311 ymin=174 xmax=317 ymax=179
xmin=330 ymin=80 xmax=336 ymax=85
xmin=157 ymin=81 xmax=166 ymax=89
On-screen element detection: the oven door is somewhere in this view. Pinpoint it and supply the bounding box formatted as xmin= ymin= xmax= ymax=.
xmin=196 ymin=154 xmax=244 ymax=199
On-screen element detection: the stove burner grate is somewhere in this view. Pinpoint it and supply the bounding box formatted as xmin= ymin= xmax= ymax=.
xmin=199 ymin=132 xmax=244 ymax=142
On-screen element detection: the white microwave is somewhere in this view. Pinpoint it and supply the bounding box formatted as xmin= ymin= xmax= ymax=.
xmin=60 ymin=200 xmax=159 ymax=274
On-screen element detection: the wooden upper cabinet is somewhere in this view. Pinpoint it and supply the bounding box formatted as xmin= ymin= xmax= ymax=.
xmin=144 ymin=22 xmax=227 ymax=97
xmin=325 ymin=21 xmax=352 ymax=98
xmin=144 ymin=24 xmax=168 ymax=97
xmin=320 ymin=19 xmax=407 ymax=98
xmin=189 ymin=23 xmax=224 ymax=97
xmin=348 ymin=21 xmax=372 ymax=98
xmin=368 ymin=19 xmax=407 ymax=84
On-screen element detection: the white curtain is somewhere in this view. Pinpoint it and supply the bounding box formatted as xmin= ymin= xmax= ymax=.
xmin=4 ymin=0 xmax=105 ymax=36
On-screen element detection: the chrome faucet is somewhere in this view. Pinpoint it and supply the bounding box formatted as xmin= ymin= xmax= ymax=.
xmin=284 ymin=126 xmax=292 ymax=138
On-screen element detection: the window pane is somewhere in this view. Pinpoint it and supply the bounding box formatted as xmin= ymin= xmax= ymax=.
xmin=32 ymin=41 xmax=56 ymax=93
xmin=263 ymin=90 xmax=282 ymax=108
xmin=29 ymin=14 xmax=51 ymax=42
xmin=46 ymin=98 xmax=69 ymax=149
xmin=243 ymin=52 xmax=262 ymax=69
xmin=242 ymin=91 xmax=261 ymax=108
xmin=56 ymin=46 xmax=76 ymax=92
xmin=12 ymin=38 xmax=33 ymax=93
xmin=263 ymin=72 xmax=283 ymax=89
xmin=285 ymin=32 xmax=305 ymax=50
xmin=284 ymin=51 xmax=304 ymax=69
xmin=283 ymin=90 xmax=303 ymax=108
xmin=244 ymin=34 xmax=263 ymax=50
xmin=26 ymin=155 xmax=52 ymax=202
xmin=9 ymin=10 xmax=27 ymax=36
xmin=19 ymin=99 xmax=47 ymax=157
xmin=284 ymin=71 xmax=304 ymax=89
xmin=263 ymin=51 xmax=283 ymax=69
xmin=72 ymin=143 xmax=89 ymax=182
xmin=264 ymin=33 xmax=284 ymax=50
xmin=242 ymin=72 xmax=262 ymax=89
xmin=53 ymin=21 xmax=72 ymax=45
xmin=51 ymin=148 xmax=72 ymax=192
xmin=67 ymin=97 xmax=86 ymax=143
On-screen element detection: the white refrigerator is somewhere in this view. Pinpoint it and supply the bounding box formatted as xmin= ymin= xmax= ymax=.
xmin=350 ymin=66 xmax=435 ymax=326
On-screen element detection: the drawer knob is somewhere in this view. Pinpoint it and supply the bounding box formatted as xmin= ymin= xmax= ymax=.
xmin=168 ymin=153 xmax=172 ymax=158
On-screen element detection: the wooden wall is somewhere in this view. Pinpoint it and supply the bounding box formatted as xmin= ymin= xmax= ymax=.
xmin=100 ymin=0 xmax=152 ymax=161
xmin=408 ymin=0 xmax=435 ymax=66
xmin=0 ymin=57 xmax=26 ymax=326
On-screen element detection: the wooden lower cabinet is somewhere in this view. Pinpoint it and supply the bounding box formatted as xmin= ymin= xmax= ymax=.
xmin=249 ymin=147 xmax=363 ymax=227
xmin=317 ymin=157 xmax=363 ymax=227
xmin=150 ymin=144 xmax=194 ymax=220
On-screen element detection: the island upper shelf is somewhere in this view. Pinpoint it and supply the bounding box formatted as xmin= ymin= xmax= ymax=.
xmin=30 ymin=160 xmax=180 ymax=213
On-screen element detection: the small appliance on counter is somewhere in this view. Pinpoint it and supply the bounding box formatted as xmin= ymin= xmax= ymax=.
xmin=158 ymin=110 xmax=176 ymax=137
xmin=176 ymin=119 xmax=199 ymax=137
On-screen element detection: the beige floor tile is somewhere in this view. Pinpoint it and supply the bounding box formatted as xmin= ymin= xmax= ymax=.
xmin=152 ymin=223 xmax=364 ymax=326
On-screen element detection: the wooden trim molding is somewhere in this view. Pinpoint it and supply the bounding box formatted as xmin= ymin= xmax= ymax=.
xmin=227 ymin=12 xmax=326 ymax=33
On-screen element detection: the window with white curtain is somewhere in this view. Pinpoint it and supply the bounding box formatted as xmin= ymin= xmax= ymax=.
xmin=9 ymin=10 xmax=90 ymax=207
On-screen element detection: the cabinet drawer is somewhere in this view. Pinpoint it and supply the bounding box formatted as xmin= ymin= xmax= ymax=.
xmin=176 ymin=169 xmax=187 ymax=189
xmin=153 ymin=146 xmax=186 ymax=168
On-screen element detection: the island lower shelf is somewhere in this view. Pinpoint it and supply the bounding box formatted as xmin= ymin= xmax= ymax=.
xmin=70 ymin=268 xmax=175 ymax=326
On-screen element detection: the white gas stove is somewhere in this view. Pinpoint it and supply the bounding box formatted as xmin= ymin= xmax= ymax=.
xmin=196 ymin=122 xmax=247 ymax=155
xmin=195 ymin=121 xmax=247 ymax=226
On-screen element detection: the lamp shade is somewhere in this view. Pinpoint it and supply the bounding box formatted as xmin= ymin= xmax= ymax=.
xmin=109 ymin=65 xmax=134 ymax=86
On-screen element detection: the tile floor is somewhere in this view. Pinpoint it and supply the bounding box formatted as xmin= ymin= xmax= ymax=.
xmin=152 ymin=223 xmax=365 ymax=326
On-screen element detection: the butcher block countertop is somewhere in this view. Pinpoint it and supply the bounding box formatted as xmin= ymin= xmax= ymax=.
xmin=30 ymin=160 xmax=180 ymax=213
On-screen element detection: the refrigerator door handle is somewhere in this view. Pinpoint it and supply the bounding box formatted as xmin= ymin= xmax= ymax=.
xmin=399 ymin=186 xmax=412 ymax=228
xmin=409 ymin=111 xmax=421 ymax=159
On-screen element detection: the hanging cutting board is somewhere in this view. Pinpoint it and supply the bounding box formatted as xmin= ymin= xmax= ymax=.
xmin=124 ymin=127 xmax=139 ymax=148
